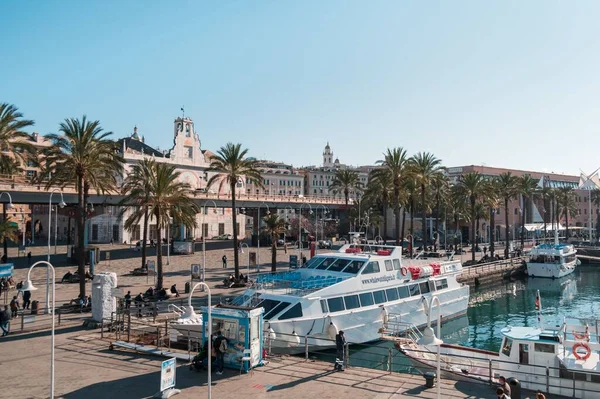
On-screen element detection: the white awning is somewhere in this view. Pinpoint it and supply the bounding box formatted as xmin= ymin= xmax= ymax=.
xmin=523 ymin=223 xmax=564 ymax=232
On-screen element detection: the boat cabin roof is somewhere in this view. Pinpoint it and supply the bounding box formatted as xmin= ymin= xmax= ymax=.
xmin=501 ymin=326 xmax=560 ymax=343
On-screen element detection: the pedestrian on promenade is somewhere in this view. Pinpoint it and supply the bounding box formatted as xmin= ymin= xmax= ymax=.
xmin=222 ymin=254 xmax=227 ymax=268
xmin=124 ymin=291 xmax=131 ymax=309
xmin=334 ymin=330 xmax=346 ymax=371
xmin=214 ymin=330 xmax=229 ymax=375
xmin=498 ymin=376 xmax=511 ymax=396
xmin=0 ymin=305 xmax=10 ymax=336
xmin=170 ymin=284 xmax=180 ymax=297
xmin=10 ymin=296 xmax=19 ymax=318
xmin=27 ymin=251 xmax=32 ymax=265
xmin=22 ymin=289 xmax=31 ymax=310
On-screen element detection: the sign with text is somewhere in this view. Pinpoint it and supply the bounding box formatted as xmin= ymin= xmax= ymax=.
xmin=249 ymin=252 xmax=257 ymax=266
xmin=147 ymin=260 xmax=156 ymax=272
xmin=191 ymin=264 xmax=201 ymax=279
xmin=289 ymin=255 xmax=298 ymax=269
xmin=160 ymin=357 xmax=177 ymax=392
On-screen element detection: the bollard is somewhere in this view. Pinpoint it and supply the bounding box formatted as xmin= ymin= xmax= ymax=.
xmin=423 ymin=371 xmax=436 ymax=388
xmin=507 ymin=377 xmax=521 ymax=399
xmin=488 ymin=359 xmax=493 ymax=385
xmin=101 ymin=322 xmax=104 ymax=339
xmin=304 ymin=336 xmax=309 ymax=360
xmin=344 ymin=342 xmax=350 ymax=369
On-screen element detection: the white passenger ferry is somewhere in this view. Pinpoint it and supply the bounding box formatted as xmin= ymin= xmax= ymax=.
xmin=227 ymin=243 xmax=469 ymax=351
xmin=527 ymin=235 xmax=578 ymax=279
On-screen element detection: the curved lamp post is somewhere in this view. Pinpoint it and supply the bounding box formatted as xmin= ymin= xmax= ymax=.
xmin=47 ymin=190 xmax=65 ymax=314
xmin=315 ymin=205 xmax=328 ymax=243
xmin=22 ymin=260 xmax=56 ymax=399
xmin=187 ymin=282 xmax=212 ymax=399
xmin=256 ymin=202 xmax=270 ymax=268
xmin=418 ymin=295 xmax=443 ymax=399
xmin=298 ymin=203 xmax=312 ymax=265
xmin=201 ymin=200 xmax=218 ymax=290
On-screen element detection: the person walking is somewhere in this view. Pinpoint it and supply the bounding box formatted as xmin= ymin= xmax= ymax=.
xmin=0 ymin=305 xmax=10 ymax=336
xmin=222 ymin=254 xmax=227 ymax=268
xmin=27 ymin=251 xmax=32 ymax=266
xmin=9 ymin=296 xmax=19 ymax=319
xmin=170 ymin=284 xmax=180 ymax=297
xmin=124 ymin=291 xmax=131 ymax=309
xmin=22 ymin=289 xmax=31 ymax=310
xmin=334 ymin=330 xmax=346 ymax=371
xmin=214 ymin=330 xmax=229 ymax=375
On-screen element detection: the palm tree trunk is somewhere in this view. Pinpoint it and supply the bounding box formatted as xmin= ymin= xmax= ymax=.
xmin=271 ymin=235 xmax=277 ymax=273
xmin=421 ymin=185 xmax=427 ymax=250
xmin=394 ymin=204 xmax=400 ymax=246
xmin=77 ymin=175 xmax=86 ymax=298
xmin=400 ymin=207 xmax=406 ymax=246
xmin=520 ymin=195 xmax=526 ymax=249
xmin=490 ymin=209 xmax=495 ymax=257
xmin=231 ymin=182 xmax=240 ymax=280
xmin=434 ymin=195 xmax=440 ymax=251
xmin=565 ymin=209 xmax=569 ymax=239
xmin=471 ymin=198 xmax=476 ymax=262
xmin=141 ymin=206 xmax=149 ymax=269
xmin=504 ymin=198 xmax=510 ymax=258
xmin=409 ymin=197 xmax=414 ymax=236
xmin=382 ymin=198 xmax=388 ymax=244
xmin=155 ymin=211 xmax=163 ymax=290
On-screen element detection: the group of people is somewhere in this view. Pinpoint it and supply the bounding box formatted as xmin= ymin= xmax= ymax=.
xmin=191 ymin=330 xmax=229 ymax=375
xmin=0 ymin=276 xmax=16 ymax=296
xmin=496 ymin=375 xmax=546 ymax=399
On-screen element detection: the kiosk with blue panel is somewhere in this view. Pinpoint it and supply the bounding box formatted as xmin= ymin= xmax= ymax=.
xmin=201 ymin=306 xmax=264 ymax=373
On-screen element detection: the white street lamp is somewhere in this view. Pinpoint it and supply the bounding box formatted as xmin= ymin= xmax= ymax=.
xmin=166 ymin=215 xmax=172 ymax=265
xmin=298 ymin=203 xmax=312 ymax=265
xmin=240 ymin=243 xmax=250 ymax=276
xmin=187 ymin=282 xmax=212 ymax=399
xmin=201 ymin=201 xmax=218 ymax=290
xmin=316 ymin=205 xmax=328 ymax=243
xmin=47 ymin=190 xmax=65 ymax=314
xmin=418 ymin=296 xmax=443 ymax=399
xmin=257 ymin=202 xmax=270 ymax=269
xmin=22 ymin=260 xmax=56 ymax=399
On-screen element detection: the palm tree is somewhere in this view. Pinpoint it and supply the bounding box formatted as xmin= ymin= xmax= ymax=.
xmin=456 ymin=172 xmax=486 ymax=261
xmin=44 ymin=116 xmax=124 ymax=297
xmin=539 ymin=185 xmax=553 ymax=239
xmin=330 ymin=169 xmax=362 ymax=206
xmin=146 ymin=162 xmax=198 ymax=289
xmin=0 ymin=103 xmax=36 ymax=174
xmin=482 ymin=179 xmax=500 ymax=257
xmin=120 ymin=158 xmax=156 ymax=270
xmin=409 ymin=152 xmax=443 ymax=250
xmin=373 ymin=148 xmax=408 ymax=245
xmin=261 ymin=213 xmax=287 ymax=272
xmin=364 ymin=169 xmax=393 ymax=243
xmin=207 ymin=143 xmax=263 ymax=280
xmin=496 ymin=172 xmax=519 ymax=258
xmin=557 ymin=187 xmax=576 ymax=239
xmin=0 ymin=219 xmax=18 ymax=247
xmin=449 ymin=185 xmax=469 ymax=249
xmin=592 ymin=189 xmax=600 ymax=242
xmin=431 ymin=173 xmax=449 ymax=251
xmin=474 ymin=203 xmax=487 ymax=245
xmin=517 ymin=175 xmax=539 ymax=248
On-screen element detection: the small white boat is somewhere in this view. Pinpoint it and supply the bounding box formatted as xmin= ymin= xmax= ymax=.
xmin=526 ymin=233 xmax=578 ymax=279
xmin=168 ymin=303 xmax=203 ymax=341
xmin=396 ymin=291 xmax=600 ymax=399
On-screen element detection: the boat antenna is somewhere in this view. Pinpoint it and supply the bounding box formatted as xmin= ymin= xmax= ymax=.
xmin=535 ymin=290 xmax=544 ymax=330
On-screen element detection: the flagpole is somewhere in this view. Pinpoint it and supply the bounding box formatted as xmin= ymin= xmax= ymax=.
xmin=535 ymin=289 xmax=544 ymax=330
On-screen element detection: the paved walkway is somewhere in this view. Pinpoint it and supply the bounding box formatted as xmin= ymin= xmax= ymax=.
xmin=0 ymin=327 xmax=518 ymax=399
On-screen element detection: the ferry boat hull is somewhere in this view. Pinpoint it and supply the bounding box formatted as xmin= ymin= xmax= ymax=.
xmin=526 ymin=259 xmax=576 ymax=279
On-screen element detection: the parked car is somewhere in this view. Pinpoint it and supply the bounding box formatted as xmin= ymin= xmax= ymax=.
xmin=277 ymin=239 xmax=285 ymax=246
xmin=211 ymin=234 xmax=232 ymax=240
xmin=318 ymin=240 xmax=332 ymax=249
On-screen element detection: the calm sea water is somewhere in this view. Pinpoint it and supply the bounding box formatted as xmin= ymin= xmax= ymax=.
xmin=321 ymin=264 xmax=600 ymax=372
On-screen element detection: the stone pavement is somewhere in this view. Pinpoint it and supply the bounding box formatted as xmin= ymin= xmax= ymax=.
xmin=0 ymin=327 xmax=511 ymax=399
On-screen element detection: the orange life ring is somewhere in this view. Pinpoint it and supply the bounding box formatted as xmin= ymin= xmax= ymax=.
xmin=573 ymin=327 xmax=590 ymax=342
xmin=573 ymin=342 xmax=592 ymax=361
xmin=401 ymin=267 xmax=408 ymax=276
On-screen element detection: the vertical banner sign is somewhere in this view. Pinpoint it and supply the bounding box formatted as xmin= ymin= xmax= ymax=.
xmin=191 ymin=264 xmax=201 ymax=279
xmin=147 ymin=260 xmax=156 ymax=285
xmin=289 ymin=255 xmax=298 ymax=269
xmin=249 ymin=252 xmax=256 ymax=266
xmin=160 ymin=358 xmax=177 ymax=392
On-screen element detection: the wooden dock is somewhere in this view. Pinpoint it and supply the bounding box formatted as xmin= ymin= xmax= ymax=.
xmin=457 ymin=257 xmax=526 ymax=286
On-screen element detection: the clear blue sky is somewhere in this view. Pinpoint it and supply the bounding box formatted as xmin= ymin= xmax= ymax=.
xmin=3 ymin=1 xmax=600 ymax=175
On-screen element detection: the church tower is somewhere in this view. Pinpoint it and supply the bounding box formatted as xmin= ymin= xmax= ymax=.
xmin=323 ymin=142 xmax=334 ymax=167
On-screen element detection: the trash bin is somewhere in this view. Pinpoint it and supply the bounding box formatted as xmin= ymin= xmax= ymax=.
xmin=31 ymin=300 xmax=39 ymax=315
xmin=185 ymin=282 xmax=190 ymax=294
xmin=423 ymin=371 xmax=436 ymax=388
xmin=507 ymin=377 xmax=521 ymax=399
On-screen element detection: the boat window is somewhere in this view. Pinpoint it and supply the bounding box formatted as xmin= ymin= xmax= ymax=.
xmin=398 ymin=286 xmax=410 ymax=298
xmin=435 ymin=279 xmax=448 ymax=290
xmin=392 ymin=259 xmax=401 ymax=271
xmin=519 ymin=343 xmax=529 ymax=364
xmin=373 ymin=290 xmax=387 ymax=304
xmin=362 ymin=261 xmax=380 ymax=274
xmin=386 ymin=288 xmax=399 ymax=301
xmin=344 ymin=295 xmax=360 ymax=310
xmin=534 ymin=343 xmax=555 ymax=354
xmin=359 ymin=292 xmax=374 ymax=307
xmin=419 ymin=282 xmax=430 ymax=294
xmin=341 ymin=260 xmax=365 ymax=274
xmin=307 ymin=257 xmax=325 ymax=269
xmin=327 ymin=297 xmax=345 ymax=313
xmin=409 ymin=284 xmax=420 ymax=297
xmin=264 ymin=301 xmax=291 ymax=320
xmin=278 ymin=303 xmax=303 ymax=320
xmin=327 ymin=258 xmax=351 ymax=272
xmin=316 ymin=257 xmax=337 ymax=270
xmin=384 ymin=260 xmax=393 ymax=271
xmin=428 ymin=281 xmax=436 ymax=292
xmin=502 ymin=338 xmax=513 ymax=356
xmin=256 ymin=299 xmax=281 ymax=315
xmin=320 ymin=299 xmax=328 ymax=313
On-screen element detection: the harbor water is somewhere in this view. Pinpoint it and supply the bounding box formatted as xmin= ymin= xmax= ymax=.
xmin=318 ymin=264 xmax=600 ymax=373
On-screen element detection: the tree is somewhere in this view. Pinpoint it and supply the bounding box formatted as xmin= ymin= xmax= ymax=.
xmin=261 ymin=214 xmax=287 ymax=272
xmin=146 ymin=162 xmax=198 ymax=289
xmin=456 ymin=172 xmax=486 ymax=261
xmin=0 ymin=219 xmax=18 ymax=247
xmin=496 ymin=172 xmax=519 ymax=257
xmin=373 ymin=148 xmax=409 ymax=245
xmin=557 ymin=187 xmax=577 ymax=239
xmin=482 ymin=179 xmax=500 ymax=257
xmin=287 ymin=216 xmax=315 ymax=241
xmin=44 ymin=116 xmax=124 ymax=298
xmin=330 ymin=169 xmax=362 ymax=206
xmin=409 ymin=152 xmax=443 ymax=249
xmin=517 ymin=174 xmax=539 ymax=248
xmin=539 ymin=185 xmax=553 ymax=239
xmin=431 ymin=173 xmax=449 ymax=251
xmin=364 ymin=169 xmax=393 ymax=242
xmin=207 ymin=143 xmax=263 ymax=280
xmin=0 ymin=103 xmax=36 ymax=175
xmin=120 ymin=158 xmax=156 ymax=270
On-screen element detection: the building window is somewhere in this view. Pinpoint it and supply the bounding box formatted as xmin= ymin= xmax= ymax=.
xmin=218 ymin=223 xmax=225 ymax=235
xmin=202 ymin=223 xmax=208 ymax=238
xmin=185 ymin=124 xmax=191 ymax=137
xmin=184 ymin=146 xmax=193 ymax=159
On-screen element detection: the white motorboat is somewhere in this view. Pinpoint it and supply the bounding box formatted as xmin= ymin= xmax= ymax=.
xmin=228 ymin=242 xmax=469 ymax=352
xmin=526 ymin=242 xmax=578 ymax=279
xmin=397 ymin=290 xmax=600 ymax=399
xmin=168 ymin=302 xmax=203 ymax=341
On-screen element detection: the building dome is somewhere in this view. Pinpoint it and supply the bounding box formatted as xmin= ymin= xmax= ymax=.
xmin=131 ymin=126 xmax=141 ymax=141
xmin=334 ymin=158 xmax=340 ymax=164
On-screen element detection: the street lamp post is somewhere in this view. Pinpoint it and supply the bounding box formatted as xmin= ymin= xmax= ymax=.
xmin=316 ymin=205 xmax=328 ymax=242
xmin=166 ymin=215 xmax=172 ymax=265
xmin=298 ymin=203 xmax=312 ymax=265
xmin=257 ymin=202 xmax=270 ymax=268
xmin=201 ymin=201 xmax=218 ymax=289
xmin=22 ymin=260 xmax=56 ymax=399
xmin=240 ymin=243 xmax=250 ymax=276
xmin=417 ymin=296 xmax=443 ymax=399
xmin=188 ymin=282 xmax=212 ymax=399
xmin=54 ymin=206 xmax=58 ymax=255
xmin=47 ymin=190 xmax=66 ymax=314
xmin=0 ymin=192 xmax=14 ymax=259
